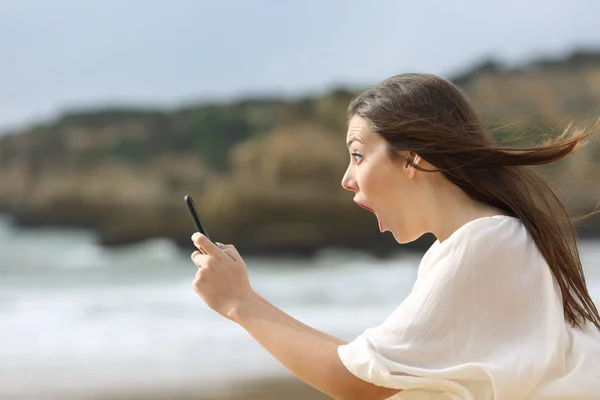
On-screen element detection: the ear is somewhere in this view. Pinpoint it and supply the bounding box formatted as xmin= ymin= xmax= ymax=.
xmin=405 ymin=152 xmax=422 ymax=179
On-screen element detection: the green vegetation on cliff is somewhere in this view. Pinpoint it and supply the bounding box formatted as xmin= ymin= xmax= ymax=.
xmin=0 ymin=91 xmax=356 ymax=172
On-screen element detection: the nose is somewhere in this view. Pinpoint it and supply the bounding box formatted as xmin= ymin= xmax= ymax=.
xmin=341 ymin=166 xmax=357 ymax=192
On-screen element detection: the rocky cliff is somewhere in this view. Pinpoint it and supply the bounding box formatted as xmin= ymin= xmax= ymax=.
xmin=1 ymin=50 xmax=599 ymax=257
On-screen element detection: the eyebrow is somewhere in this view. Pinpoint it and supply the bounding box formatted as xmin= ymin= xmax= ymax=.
xmin=346 ymin=137 xmax=364 ymax=148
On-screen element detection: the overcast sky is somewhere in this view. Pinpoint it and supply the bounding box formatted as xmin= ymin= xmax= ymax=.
xmin=1 ymin=0 xmax=599 ymax=132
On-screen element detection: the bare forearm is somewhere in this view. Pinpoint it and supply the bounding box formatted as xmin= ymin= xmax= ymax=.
xmin=191 ymin=236 xmax=399 ymax=399
xmin=231 ymin=293 xmax=357 ymax=400
xmin=254 ymin=292 xmax=348 ymax=346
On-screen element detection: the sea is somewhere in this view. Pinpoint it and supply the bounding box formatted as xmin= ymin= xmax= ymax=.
xmin=1 ymin=214 xmax=599 ymax=399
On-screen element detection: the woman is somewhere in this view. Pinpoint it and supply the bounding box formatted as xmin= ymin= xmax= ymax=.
xmin=190 ymin=73 xmax=600 ymax=400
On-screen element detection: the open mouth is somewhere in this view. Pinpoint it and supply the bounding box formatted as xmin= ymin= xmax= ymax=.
xmin=355 ymin=201 xmax=384 ymax=232
xmin=354 ymin=201 xmax=374 ymax=212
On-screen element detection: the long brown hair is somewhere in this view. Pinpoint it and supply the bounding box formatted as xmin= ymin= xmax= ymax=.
xmin=349 ymin=73 xmax=600 ymax=330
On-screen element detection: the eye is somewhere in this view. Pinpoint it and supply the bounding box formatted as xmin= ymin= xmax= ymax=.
xmin=351 ymin=152 xmax=363 ymax=163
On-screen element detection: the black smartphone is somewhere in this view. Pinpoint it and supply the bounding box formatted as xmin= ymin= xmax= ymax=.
xmin=184 ymin=194 xmax=209 ymax=239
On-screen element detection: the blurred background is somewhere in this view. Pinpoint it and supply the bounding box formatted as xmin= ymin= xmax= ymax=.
xmin=1 ymin=1 xmax=600 ymax=399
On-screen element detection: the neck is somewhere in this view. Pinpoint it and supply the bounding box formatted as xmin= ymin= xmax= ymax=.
xmin=425 ymin=182 xmax=508 ymax=243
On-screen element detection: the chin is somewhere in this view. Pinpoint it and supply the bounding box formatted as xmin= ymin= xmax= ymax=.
xmin=390 ymin=229 xmax=422 ymax=244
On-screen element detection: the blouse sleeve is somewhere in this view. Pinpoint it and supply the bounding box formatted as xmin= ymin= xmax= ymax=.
xmin=337 ymin=217 xmax=561 ymax=399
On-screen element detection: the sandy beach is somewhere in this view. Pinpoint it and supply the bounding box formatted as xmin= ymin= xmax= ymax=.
xmin=94 ymin=377 xmax=331 ymax=400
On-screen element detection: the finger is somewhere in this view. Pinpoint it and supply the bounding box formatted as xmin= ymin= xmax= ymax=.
xmin=191 ymin=250 xmax=202 ymax=262
xmin=191 ymin=233 xmax=221 ymax=256
xmin=193 ymin=267 xmax=206 ymax=287
xmin=220 ymin=247 xmax=238 ymax=262
xmin=218 ymin=243 xmax=241 ymax=262
xmin=191 ymin=251 xmax=210 ymax=268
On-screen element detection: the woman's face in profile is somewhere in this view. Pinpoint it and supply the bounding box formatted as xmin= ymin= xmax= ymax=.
xmin=341 ymin=115 xmax=425 ymax=243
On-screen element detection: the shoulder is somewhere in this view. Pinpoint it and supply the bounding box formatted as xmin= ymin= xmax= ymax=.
xmin=451 ymin=215 xmax=529 ymax=256
xmin=423 ymin=216 xmax=541 ymax=283
xmin=443 ymin=215 xmax=530 ymax=257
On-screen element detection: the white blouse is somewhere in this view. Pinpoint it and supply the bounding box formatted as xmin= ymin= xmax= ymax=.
xmin=338 ymin=216 xmax=600 ymax=400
